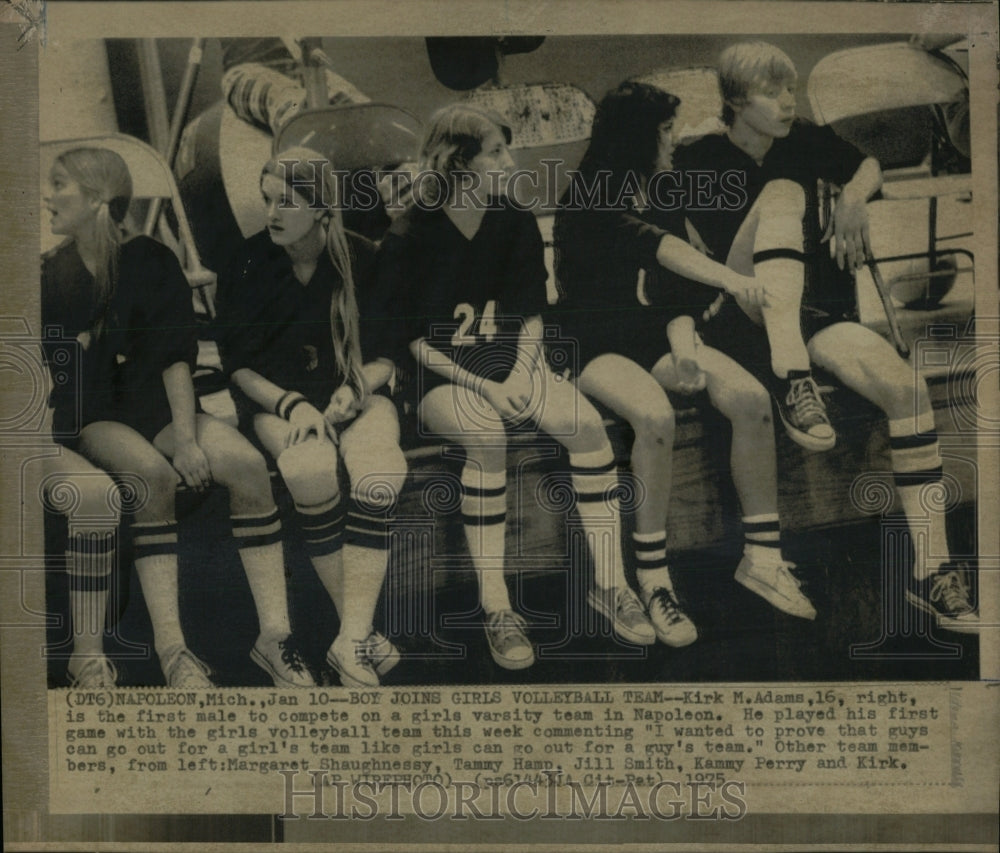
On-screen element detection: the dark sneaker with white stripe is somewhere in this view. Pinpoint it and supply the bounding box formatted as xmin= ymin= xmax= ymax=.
xmin=906 ymin=563 xmax=979 ymax=633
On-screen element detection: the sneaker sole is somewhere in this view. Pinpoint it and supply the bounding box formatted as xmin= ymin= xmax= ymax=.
xmin=587 ymin=591 xmax=657 ymax=645
xmin=905 ymin=592 xmax=980 ymax=634
xmin=250 ymin=646 xmax=315 ymax=688
xmin=326 ymin=650 xmax=380 ymax=688
xmin=776 ymin=408 xmax=836 ymax=452
xmin=654 ymin=624 xmax=699 ymax=648
xmin=488 ymin=645 xmax=536 ymax=670
xmin=735 ymin=569 xmax=817 ymax=620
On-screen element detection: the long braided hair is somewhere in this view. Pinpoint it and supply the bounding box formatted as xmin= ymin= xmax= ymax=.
xmin=55 ymin=147 xmax=132 ymax=336
xmin=261 ymin=146 xmax=366 ymax=404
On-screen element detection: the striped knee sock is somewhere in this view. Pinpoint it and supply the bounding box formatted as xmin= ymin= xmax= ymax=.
xmin=889 ymin=411 xmax=947 ymax=579
xmin=67 ymin=527 xmax=115 ymax=648
xmin=132 ymin=521 xmax=184 ymax=656
xmin=340 ymin=495 xmax=392 ymax=640
xmin=461 ymin=467 xmax=509 ymax=614
xmin=569 ymin=447 xmax=627 ymax=590
xmin=232 ymin=508 xmax=290 ymax=640
xmin=634 ymin=530 xmax=673 ymax=596
xmin=296 ymin=496 xmax=344 ymax=558
xmin=743 ymin=513 xmax=782 ymax=565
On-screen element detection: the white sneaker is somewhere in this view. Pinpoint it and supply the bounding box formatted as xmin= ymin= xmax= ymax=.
xmin=641 ymin=587 xmax=698 ymax=647
xmin=366 ymin=631 xmax=401 ymax=677
xmin=327 ymin=635 xmax=380 ymax=688
xmin=160 ymin=645 xmax=214 ymax=688
xmin=735 ymin=555 xmax=816 ymax=620
xmin=588 ymin=586 xmax=657 ymax=645
xmin=251 ymin=635 xmax=315 ymax=688
xmin=484 ymin=610 xmax=536 ymax=670
xmin=68 ymin=654 xmax=118 ymax=688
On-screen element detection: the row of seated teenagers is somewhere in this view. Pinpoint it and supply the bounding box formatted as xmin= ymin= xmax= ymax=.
xmin=41 ymin=41 xmax=978 ymax=691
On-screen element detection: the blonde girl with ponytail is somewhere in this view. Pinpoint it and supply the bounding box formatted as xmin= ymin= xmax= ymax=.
xmin=43 ymin=147 xmax=314 ymax=689
xmin=217 ymin=146 xmax=408 ymax=688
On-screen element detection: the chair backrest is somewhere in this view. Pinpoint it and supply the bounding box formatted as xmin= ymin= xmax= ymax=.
xmin=39 ymin=134 xmax=214 ymax=310
xmin=461 ymin=83 xmax=596 ymax=149
xmin=807 ymin=42 xmax=967 ymax=171
xmin=273 ymin=103 xmax=423 ymax=171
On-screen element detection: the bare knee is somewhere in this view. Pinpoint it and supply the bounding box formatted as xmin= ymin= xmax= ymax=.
xmin=630 ymin=403 xmax=675 ymax=448
xmin=133 ymin=460 xmax=179 ymax=522
xmin=209 ymin=439 xmax=271 ymax=496
xmin=717 ymin=383 xmax=773 ymax=429
xmin=45 ymin=471 xmax=120 ymax=523
xmin=277 ymin=442 xmax=339 ymax=506
xmin=350 ymin=447 xmax=408 ymax=508
xmin=759 ymin=179 xmax=806 ymax=219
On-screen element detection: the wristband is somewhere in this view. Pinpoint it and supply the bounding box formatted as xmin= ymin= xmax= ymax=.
xmin=276 ymin=390 xmax=306 ymax=420
xmin=284 ymin=396 xmax=309 ymax=420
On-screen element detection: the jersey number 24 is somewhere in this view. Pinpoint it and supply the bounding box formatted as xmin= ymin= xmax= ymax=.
xmin=452 ymin=300 xmax=499 ymax=346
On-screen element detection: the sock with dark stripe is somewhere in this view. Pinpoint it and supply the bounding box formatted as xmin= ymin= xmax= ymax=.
xmin=339 ymin=495 xmax=392 ymax=641
xmin=132 ymin=520 xmax=184 ymax=656
xmin=569 ymin=447 xmax=627 ymax=590
xmin=743 ymin=513 xmax=783 ymax=566
xmin=633 ymin=530 xmax=674 ymax=596
xmin=297 ymin=496 xmax=346 ymax=614
xmin=890 ymin=411 xmax=947 ymax=580
xmin=297 ymin=496 xmax=344 ymax=558
xmin=753 ymin=230 xmax=810 ymax=379
xmin=67 ymin=527 xmax=115 ymax=655
xmin=232 ymin=508 xmax=290 ymax=640
xmin=461 ymin=466 xmax=510 ymax=614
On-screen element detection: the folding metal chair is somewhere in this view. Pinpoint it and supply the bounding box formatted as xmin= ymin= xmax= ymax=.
xmin=40 ymin=133 xmax=218 ymax=318
xmin=807 ymin=41 xmax=974 ymax=340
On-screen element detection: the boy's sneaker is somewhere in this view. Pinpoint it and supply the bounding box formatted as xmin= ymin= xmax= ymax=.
xmin=365 ymin=631 xmax=401 ymax=677
xmin=327 ymin=636 xmax=380 ymax=688
xmin=67 ymin=655 xmax=118 ymax=688
xmin=641 ymin=587 xmax=698 ymax=648
xmin=251 ymin=635 xmax=315 ymax=688
xmin=160 ymin=645 xmax=214 ymax=688
xmin=588 ymin=586 xmax=657 ymax=645
xmin=906 ymin=563 xmax=979 ymax=633
xmin=774 ymin=371 xmax=836 ymax=452
xmin=735 ymin=555 xmax=817 ymax=620
xmin=485 ymin=610 xmax=535 ymax=670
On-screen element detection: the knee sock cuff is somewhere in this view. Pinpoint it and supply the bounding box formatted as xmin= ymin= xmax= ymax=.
xmin=66 ymin=530 xmax=115 ymax=589
xmin=132 ymin=521 xmax=179 ymax=560
xmin=232 ymin=508 xmax=283 ymax=548
xmin=893 ymin=467 xmax=944 ymax=487
xmin=753 ymin=247 xmax=808 ymax=264
xmin=296 ymin=498 xmax=344 ymax=556
xmin=345 ymin=500 xmax=389 ymax=551
xmin=568 ymin=447 xmax=615 ymax=472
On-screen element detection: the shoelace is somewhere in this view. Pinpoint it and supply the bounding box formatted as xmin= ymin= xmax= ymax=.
xmin=787 ymin=377 xmax=828 ymax=426
xmin=776 ymin=561 xmax=807 ymax=589
xmin=649 ymin=589 xmax=685 ymax=625
xmin=488 ymin=611 xmax=529 ymax=647
xmin=617 ymin=589 xmax=647 ymax=622
xmin=70 ymin=657 xmax=118 ymax=688
xmin=278 ymin=639 xmax=308 ymax=674
xmin=164 ymin=647 xmax=211 ymax=686
xmin=930 ymin=571 xmax=972 ymax=613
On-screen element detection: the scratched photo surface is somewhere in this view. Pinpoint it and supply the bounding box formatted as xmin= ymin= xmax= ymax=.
xmin=1 ymin=1 xmax=997 ymax=850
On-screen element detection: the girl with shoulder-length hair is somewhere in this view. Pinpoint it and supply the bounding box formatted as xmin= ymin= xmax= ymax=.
xmin=376 ymin=102 xmax=656 ymax=671
xmin=217 ymin=145 xmax=408 ymax=688
xmin=42 ymin=146 xmax=314 ymax=689
xmin=554 ymin=80 xmax=816 ymax=631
